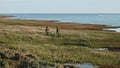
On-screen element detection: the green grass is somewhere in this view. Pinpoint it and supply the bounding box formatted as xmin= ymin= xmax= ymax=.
xmin=0 ymin=19 xmax=120 ymax=68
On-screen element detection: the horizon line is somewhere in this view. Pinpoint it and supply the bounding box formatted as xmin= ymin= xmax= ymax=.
xmin=0 ymin=12 xmax=120 ymax=14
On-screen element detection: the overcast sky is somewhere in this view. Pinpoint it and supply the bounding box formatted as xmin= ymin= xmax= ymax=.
xmin=0 ymin=0 xmax=120 ymax=13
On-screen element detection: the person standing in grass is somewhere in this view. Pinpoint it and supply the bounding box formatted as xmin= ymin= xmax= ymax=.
xmin=45 ymin=26 xmax=49 ymax=35
xmin=56 ymin=26 xmax=60 ymax=36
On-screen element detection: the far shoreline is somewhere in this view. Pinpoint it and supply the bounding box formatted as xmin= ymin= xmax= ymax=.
xmin=0 ymin=15 xmax=120 ymax=32
xmin=0 ymin=15 xmax=15 ymax=19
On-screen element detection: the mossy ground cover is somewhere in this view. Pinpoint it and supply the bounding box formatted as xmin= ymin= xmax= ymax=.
xmin=0 ymin=19 xmax=120 ymax=68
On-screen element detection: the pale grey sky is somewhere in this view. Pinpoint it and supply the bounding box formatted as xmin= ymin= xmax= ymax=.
xmin=0 ymin=0 xmax=120 ymax=13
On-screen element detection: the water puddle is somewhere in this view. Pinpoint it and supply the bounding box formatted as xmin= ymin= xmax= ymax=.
xmin=80 ymin=46 xmax=108 ymax=51
xmin=95 ymin=48 xmax=108 ymax=51
xmin=76 ymin=63 xmax=98 ymax=68
xmin=103 ymin=28 xmax=120 ymax=32
xmin=80 ymin=46 xmax=120 ymax=52
xmin=107 ymin=47 xmax=120 ymax=52
xmin=94 ymin=47 xmax=120 ymax=52
xmin=64 ymin=63 xmax=98 ymax=68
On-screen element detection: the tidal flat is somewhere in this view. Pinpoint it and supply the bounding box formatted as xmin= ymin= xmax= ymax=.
xmin=0 ymin=16 xmax=120 ymax=68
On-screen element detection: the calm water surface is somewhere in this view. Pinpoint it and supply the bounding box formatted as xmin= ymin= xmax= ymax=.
xmin=0 ymin=13 xmax=120 ymax=26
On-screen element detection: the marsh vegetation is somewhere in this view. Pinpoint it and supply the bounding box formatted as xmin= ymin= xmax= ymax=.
xmin=0 ymin=17 xmax=120 ymax=68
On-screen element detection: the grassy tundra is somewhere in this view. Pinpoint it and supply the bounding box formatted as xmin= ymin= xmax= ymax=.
xmin=0 ymin=16 xmax=120 ymax=68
